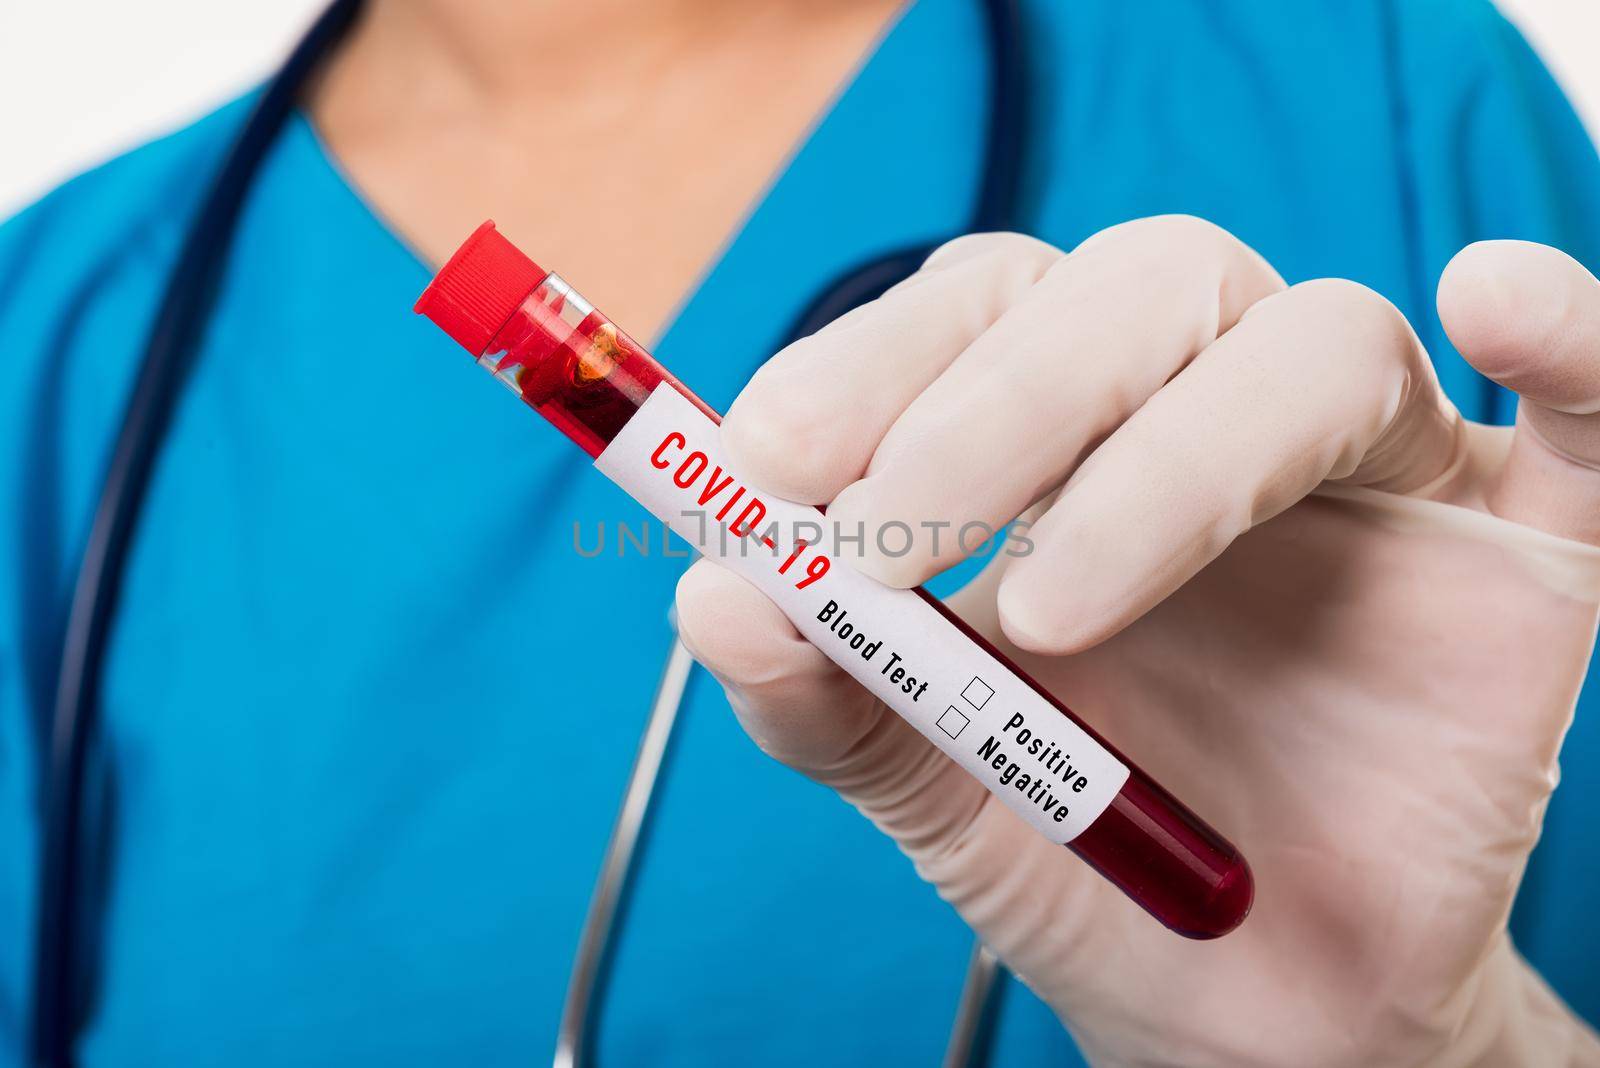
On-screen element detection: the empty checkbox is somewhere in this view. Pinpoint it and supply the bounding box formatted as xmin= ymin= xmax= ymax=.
xmin=962 ymin=677 xmax=994 ymax=710
xmin=937 ymin=706 xmax=969 ymax=740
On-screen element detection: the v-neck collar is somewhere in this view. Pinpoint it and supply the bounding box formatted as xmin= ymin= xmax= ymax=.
xmin=287 ymin=0 xmax=986 ymax=411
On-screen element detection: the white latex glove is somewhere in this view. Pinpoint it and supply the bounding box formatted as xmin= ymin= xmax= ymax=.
xmin=674 ymin=219 xmax=1600 ymax=1067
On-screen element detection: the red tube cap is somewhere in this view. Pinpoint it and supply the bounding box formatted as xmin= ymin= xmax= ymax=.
xmin=414 ymin=221 xmax=546 ymax=356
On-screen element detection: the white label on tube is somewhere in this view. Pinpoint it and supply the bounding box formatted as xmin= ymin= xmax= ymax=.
xmin=595 ymin=384 xmax=1129 ymax=844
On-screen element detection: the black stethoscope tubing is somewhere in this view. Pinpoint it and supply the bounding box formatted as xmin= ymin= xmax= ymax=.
xmin=29 ymin=1 xmax=1024 ymax=1063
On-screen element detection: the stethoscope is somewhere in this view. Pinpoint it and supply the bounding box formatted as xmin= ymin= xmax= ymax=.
xmin=30 ymin=1 xmax=1027 ymax=1065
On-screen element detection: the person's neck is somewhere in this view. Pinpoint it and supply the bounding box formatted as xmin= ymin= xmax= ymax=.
xmin=318 ymin=0 xmax=897 ymax=131
xmin=309 ymin=0 xmax=906 ymax=339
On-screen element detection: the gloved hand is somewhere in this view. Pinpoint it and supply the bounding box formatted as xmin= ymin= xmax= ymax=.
xmin=674 ymin=218 xmax=1600 ymax=1066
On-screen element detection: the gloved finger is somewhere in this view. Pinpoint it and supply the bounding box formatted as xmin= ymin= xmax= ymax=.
xmin=998 ymin=278 xmax=1461 ymax=654
xmin=674 ymin=558 xmax=1113 ymax=972
xmin=673 ymin=561 xmax=1036 ymax=871
xmin=722 ymin=232 xmax=1064 ymax=504
xmin=674 ymin=558 xmax=876 ymax=772
xmin=1438 ymin=240 xmax=1600 ymax=544
xmin=815 ymin=216 xmax=1283 ymax=587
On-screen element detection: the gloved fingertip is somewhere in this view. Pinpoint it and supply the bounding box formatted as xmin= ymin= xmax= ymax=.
xmin=920 ymin=230 xmax=1063 ymax=274
xmin=674 ymin=561 xmax=823 ymax=688
xmin=722 ymin=367 xmax=868 ymax=505
xmin=1439 ymin=241 xmax=1600 ymax=413
xmin=677 ymin=561 xmax=884 ymax=773
xmin=994 ymin=566 xmax=1109 ymax=656
xmin=825 ymin=480 xmax=945 ymax=590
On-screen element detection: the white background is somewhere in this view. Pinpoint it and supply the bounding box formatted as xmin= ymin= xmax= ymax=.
xmin=0 ymin=0 xmax=1596 ymax=219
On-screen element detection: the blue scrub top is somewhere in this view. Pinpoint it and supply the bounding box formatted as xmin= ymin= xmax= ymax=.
xmin=4 ymin=1 xmax=1600 ymax=1064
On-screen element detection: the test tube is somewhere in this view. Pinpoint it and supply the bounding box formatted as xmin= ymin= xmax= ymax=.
xmin=416 ymin=222 xmax=1253 ymax=938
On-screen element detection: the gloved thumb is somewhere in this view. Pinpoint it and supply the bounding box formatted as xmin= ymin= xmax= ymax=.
xmin=674 ymin=557 xmax=1107 ymax=994
xmin=674 ymin=559 xmax=997 ymax=850
xmin=1438 ymin=240 xmax=1600 ymax=544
